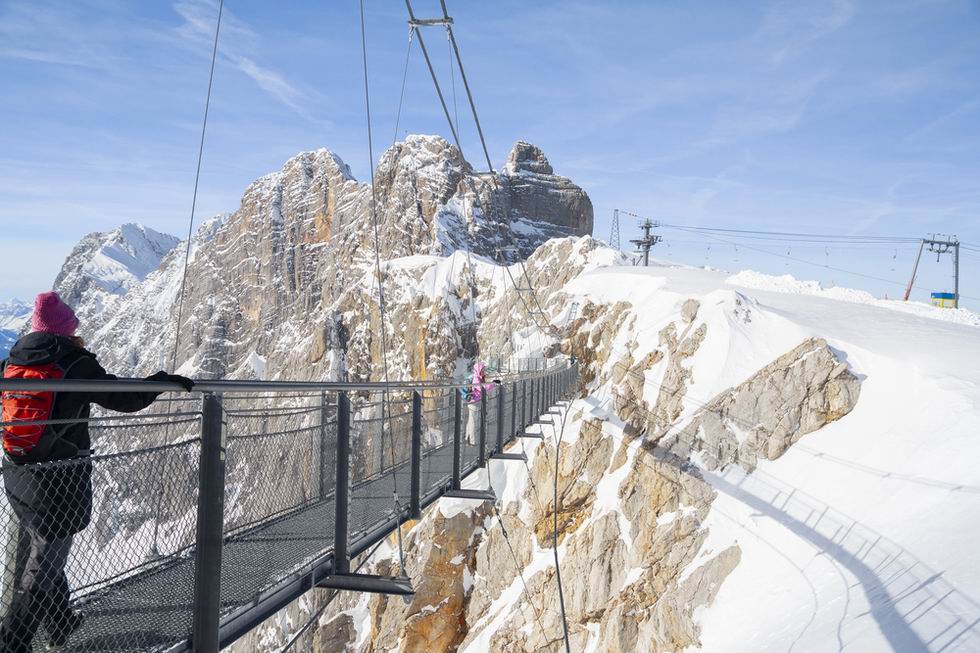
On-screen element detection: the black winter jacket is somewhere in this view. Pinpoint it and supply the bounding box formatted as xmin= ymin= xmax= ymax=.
xmin=1 ymin=332 xmax=162 ymax=538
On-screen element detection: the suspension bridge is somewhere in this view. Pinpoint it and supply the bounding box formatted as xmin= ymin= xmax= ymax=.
xmin=0 ymin=362 xmax=577 ymax=652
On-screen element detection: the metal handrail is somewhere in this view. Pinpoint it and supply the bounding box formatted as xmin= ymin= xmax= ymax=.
xmin=0 ymin=361 xmax=570 ymax=394
xmin=0 ymin=361 xmax=578 ymax=653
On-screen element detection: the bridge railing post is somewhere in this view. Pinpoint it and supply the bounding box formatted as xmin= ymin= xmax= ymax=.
xmin=520 ymin=380 xmax=526 ymax=430
xmin=451 ymin=389 xmax=462 ymax=490
xmin=478 ymin=392 xmax=487 ymax=467
xmin=529 ymin=378 xmax=535 ymax=424
xmin=192 ymin=392 xmax=227 ymax=653
xmin=496 ymin=383 xmax=504 ymax=452
xmin=334 ymin=391 xmax=351 ymax=575
xmin=410 ymin=391 xmax=422 ymax=518
xmin=319 ymin=391 xmax=328 ymax=500
xmin=509 ymin=383 xmax=517 ymax=442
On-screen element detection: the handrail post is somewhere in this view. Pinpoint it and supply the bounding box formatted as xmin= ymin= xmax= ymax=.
xmin=192 ymin=392 xmax=227 ymax=653
xmin=520 ymin=380 xmax=525 ymax=429
xmin=478 ymin=391 xmax=487 ymax=467
xmin=509 ymin=383 xmax=517 ymax=442
xmin=319 ymin=391 xmax=328 ymax=500
xmin=529 ymin=378 xmax=535 ymax=424
xmin=451 ymin=390 xmax=462 ymax=490
xmin=334 ymin=391 xmax=351 ymax=575
xmin=410 ymin=391 xmax=422 ymax=518
xmin=496 ymin=383 xmax=504 ymax=452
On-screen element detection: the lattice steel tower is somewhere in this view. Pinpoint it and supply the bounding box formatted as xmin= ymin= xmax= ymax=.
xmin=610 ymin=209 xmax=621 ymax=250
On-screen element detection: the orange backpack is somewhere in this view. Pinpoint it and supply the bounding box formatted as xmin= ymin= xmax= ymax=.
xmin=1 ymin=362 xmax=68 ymax=457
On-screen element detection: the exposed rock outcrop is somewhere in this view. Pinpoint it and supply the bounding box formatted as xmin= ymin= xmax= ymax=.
xmin=502 ymin=141 xmax=593 ymax=237
xmin=667 ymin=337 xmax=861 ymax=471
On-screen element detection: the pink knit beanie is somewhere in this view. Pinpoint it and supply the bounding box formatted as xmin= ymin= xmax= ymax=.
xmin=32 ymin=292 xmax=80 ymax=337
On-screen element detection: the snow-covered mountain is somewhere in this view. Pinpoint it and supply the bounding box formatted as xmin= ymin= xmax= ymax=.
xmin=0 ymin=298 xmax=31 ymax=358
xmin=52 ymin=223 xmax=180 ymax=326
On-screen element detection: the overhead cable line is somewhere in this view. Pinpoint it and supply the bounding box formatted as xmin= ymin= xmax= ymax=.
xmin=660 ymin=225 xmax=980 ymax=302
xmin=659 ymin=223 xmax=923 ymax=243
xmin=171 ymin=0 xmax=223 ymax=372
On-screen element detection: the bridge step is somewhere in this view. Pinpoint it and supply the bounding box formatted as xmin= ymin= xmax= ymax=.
xmin=444 ymin=488 xmax=496 ymax=501
xmin=490 ymin=452 xmax=528 ymax=462
xmin=319 ymin=573 xmax=415 ymax=596
xmin=517 ymin=432 xmax=544 ymax=440
xmin=547 ymin=409 xmax=563 ymax=415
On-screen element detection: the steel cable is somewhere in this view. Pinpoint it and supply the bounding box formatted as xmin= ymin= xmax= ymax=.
xmin=171 ymin=0 xmax=223 ymax=372
xmin=359 ymin=0 xmax=408 ymax=574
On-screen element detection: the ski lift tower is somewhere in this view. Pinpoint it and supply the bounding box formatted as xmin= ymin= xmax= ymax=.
xmin=630 ymin=218 xmax=662 ymax=267
xmin=903 ymin=234 xmax=960 ymax=307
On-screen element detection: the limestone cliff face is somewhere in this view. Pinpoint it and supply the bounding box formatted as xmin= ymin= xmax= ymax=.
xmin=71 ymin=136 xmax=592 ymax=385
xmin=502 ymin=141 xmax=594 ymax=237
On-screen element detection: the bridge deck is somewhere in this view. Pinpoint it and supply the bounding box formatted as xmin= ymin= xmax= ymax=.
xmin=49 ymin=443 xmax=462 ymax=652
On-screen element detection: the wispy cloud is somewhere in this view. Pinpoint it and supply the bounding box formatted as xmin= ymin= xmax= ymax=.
xmin=906 ymin=96 xmax=980 ymax=141
xmin=0 ymin=1 xmax=118 ymax=68
xmin=171 ymin=0 xmax=312 ymax=116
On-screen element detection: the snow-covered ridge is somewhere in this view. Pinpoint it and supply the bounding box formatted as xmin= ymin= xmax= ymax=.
xmin=52 ymin=223 xmax=180 ymax=326
xmin=73 ymin=223 xmax=180 ymax=295
xmin=727 ymin=269 xmax=980 ymax=327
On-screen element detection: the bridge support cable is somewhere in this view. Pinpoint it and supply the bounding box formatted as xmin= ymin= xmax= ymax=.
xmin=278 ymin=539 xmax=386 ymax=653
xmin=438 ymin=0 xmax=494 ymax=173
xmin=550 ymin=394 xmax=573 ymax=653
xmin=153 ymin=0 xmax=224 ymax=561
xmin=172 ymin=0 xmax=224 ymax=372
xmin=403 ymin=0 xmax=464 ymax=155
xmin=490 ymin=502 xmax=551 ymax=641
xmin=358 ymin=0 xmax=409 ymax=582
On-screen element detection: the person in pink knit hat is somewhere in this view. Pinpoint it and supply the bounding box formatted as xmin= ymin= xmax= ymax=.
xmin=0 ymin=292 xmax=193 ymax=652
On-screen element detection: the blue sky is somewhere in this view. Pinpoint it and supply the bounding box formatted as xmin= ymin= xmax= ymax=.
xmin=1 ymin=0 xmax=978 ymax=307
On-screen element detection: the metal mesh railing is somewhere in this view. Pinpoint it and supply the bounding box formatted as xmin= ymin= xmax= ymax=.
xmin=0 ymin=414 xmax=202 ymax=653
xmin=0 ymin=362 xmax=576 ymax=652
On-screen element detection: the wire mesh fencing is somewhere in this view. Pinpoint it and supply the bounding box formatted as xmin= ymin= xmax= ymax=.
xmin=0 ymin=362 xmax=576 ymax=652
xmin=0 ymin=412 xmax=202 ymax=653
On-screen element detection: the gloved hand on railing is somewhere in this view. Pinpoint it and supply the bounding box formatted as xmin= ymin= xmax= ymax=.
xmin=148 ymin=371 xmax=196 ymax=392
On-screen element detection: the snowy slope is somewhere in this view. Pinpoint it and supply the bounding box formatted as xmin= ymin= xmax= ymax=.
xmin=557 ymin=262 xmax=980 ymax=652
xmin=0 ymin=298 xmax=31 ymax=358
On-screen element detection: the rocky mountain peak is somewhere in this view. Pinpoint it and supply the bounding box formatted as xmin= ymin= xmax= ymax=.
xmin=504 ymin=140 xmax=554 ymax=176
xmin=52 ymin=223 xmax=180 ymax=326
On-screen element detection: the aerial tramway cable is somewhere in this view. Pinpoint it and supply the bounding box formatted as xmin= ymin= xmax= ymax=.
xmin=170 ymin=0 xmax=223 ymax=372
